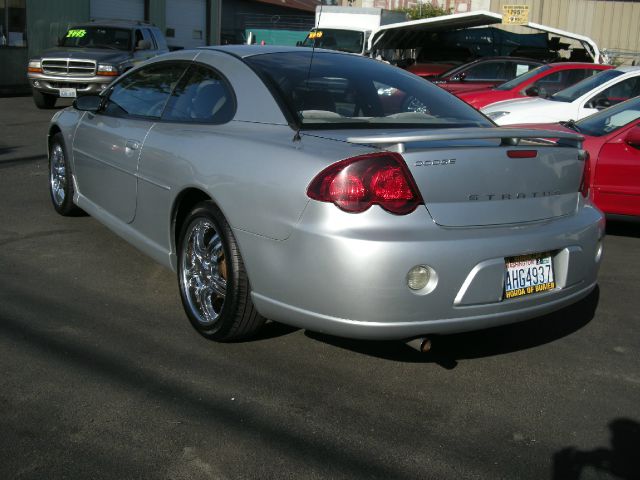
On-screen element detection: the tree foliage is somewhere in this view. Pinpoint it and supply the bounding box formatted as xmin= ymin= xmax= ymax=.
xmin=398 ymin=4 xmax=449 ymax=20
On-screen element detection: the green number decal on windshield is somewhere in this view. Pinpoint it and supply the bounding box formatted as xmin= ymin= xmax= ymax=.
xmin=66 ymin=29 xmax=87 ymax=38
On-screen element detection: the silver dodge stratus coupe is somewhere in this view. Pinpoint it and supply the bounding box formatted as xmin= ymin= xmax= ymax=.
xmin=48 ymin=45 xmax=604 ymax=343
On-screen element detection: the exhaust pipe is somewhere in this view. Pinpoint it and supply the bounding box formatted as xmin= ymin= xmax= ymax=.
xmin=405 ymin=337 xmax=432 ymax=353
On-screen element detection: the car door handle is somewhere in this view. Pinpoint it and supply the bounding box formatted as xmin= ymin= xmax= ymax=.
xmin=125 ymin=140 xmax=141 ymax=151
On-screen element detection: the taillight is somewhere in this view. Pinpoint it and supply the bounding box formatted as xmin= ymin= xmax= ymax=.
xmin=307 ymin=152 xmax=423 ymax=215
xmin=579 ymin=150 xmax=591 ymax=198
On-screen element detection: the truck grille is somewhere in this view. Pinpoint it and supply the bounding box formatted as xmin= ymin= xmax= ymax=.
xmin=41 ymin=58 xmax=96 ymax=76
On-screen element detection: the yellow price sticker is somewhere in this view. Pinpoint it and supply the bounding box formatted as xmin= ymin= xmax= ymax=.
xmin=502 ymin=5 xmax=529 ymax=25
xmin=66 ymin=29 xmax=87 ymax=38
xmin=309 ymin=31 xmax=323 ymax=39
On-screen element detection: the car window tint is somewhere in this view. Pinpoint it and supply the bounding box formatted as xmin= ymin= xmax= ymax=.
xmin=463 ymin=62 xmax=505 ymax=80
xmin=531 ymin=68 xmax=603 ymax=97
xmin=551 ymin=69 xmax=624 ymax=103
xmin=245 ymin=51 xmax=492 ymax=129
xmin=587 ymin=76 xmax=640 ymax=108
xmin=104 ymin=63 xmax=187 ymax=119
xmin=495 ymin=64 xmax=550 ymax=91
xmin=577 ymin=96 xmax=640 ymax=136
xmin=162 ymin=64 xmax=235 ymax=123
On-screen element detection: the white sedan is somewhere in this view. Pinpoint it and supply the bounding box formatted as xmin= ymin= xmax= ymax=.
xmin=482 ymin=66 xmax=640 ymax=125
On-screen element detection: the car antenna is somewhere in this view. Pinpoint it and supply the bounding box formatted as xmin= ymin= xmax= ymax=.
xmin=294 ymin=2 xmax=323 ymax=142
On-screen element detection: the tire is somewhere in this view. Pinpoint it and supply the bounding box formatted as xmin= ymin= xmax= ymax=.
xmin=177 ymin=201 xmax=265 ymax=341
xmin=49 ymin=132 xmax=82 ymax=216
xmin=33 ymin=89 xmax=57 ymax=109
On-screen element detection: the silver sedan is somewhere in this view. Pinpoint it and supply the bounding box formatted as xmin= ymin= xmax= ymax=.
xmin=47 ymin=45 xmax=604 ymax=343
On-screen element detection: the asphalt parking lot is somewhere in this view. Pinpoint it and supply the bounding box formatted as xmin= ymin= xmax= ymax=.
xmin=1 ymin=95 xmax=639 ymax=480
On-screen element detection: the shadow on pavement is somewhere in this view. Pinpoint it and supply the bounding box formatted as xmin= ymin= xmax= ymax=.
xmin=306 ymin=287 xmax=599 ymax=368
xmin=552 ymin=418 xmax=640 ymax=479
xmin=606 ymin=220 xmax=640 ymax=239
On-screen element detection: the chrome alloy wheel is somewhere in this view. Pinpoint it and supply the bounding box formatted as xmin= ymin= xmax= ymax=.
xmin=180 ymin=219 xmax=228 ymax=326
xmin=50 ymin=144 xmax=67 ymax=207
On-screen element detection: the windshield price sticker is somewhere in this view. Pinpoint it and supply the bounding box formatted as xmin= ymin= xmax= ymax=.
xmin=504 ymin=252 xmax=555 ymax=299
xmin=309 ymin=31 xmax=323 ymax=39
xmin=66 ymin=29 xmax=87 ymax=38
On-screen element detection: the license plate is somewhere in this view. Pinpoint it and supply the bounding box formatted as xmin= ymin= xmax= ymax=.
xmin=59 ymin=88 xmax=77 ymax=98
xmin=504 ymin=252 xmax=555 ymax=299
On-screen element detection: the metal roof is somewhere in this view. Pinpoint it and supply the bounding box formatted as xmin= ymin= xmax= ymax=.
xmin=369 ymin=10 xmax=601 ymax=63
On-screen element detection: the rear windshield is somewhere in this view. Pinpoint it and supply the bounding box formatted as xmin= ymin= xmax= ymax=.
xmin=550 ymin=69 xmax=624 ymax=103
xmin=244 ymin=51 xmax=493 ymax=130
xmin=61 ymin=26 xmax=131 ymax=51
xmin=495 ymin=64 xmax=551 ymax=91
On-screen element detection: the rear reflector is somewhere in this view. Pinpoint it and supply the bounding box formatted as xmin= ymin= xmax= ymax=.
xmin=579 ymin=151 xmax=591 ymax=198
xmin=507 ymin=150 xmax=537 ymax=158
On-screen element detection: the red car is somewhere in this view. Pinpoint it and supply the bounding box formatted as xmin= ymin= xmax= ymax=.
xmin=515 ymin=96 xmax=640 ymax=218
xmin=429 ymin=57 xmax=543 ymax=94
xmin=458 ymin=62 xmax=614 ymax=109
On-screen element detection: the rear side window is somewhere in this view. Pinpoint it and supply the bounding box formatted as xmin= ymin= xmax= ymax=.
xmin=463 ymin=62 xmax=506 ymax=81
xmin=104 ymin=63 xmax=187 ymax=118
xmin=587 ymin=76 xmax=640 ymax=107
xmin=162 ymin=64 xmax=235 ymax=124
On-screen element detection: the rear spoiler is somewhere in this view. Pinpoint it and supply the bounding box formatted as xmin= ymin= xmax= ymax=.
xmin=347 ymin=127 xmax=583 ymax=153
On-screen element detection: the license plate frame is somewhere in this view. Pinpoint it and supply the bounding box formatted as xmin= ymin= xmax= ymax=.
xmin=59 ymin=88 xmax=77 ymax=98
xmin=504 ymin=252 xmax=555 ymax=299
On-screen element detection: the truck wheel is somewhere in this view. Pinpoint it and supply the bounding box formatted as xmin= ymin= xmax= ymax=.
xmin=33 ymin=90 xmax=57 ymax=109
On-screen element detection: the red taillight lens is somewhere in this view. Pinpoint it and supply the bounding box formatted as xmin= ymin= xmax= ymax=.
xmin=307 ymin=152 xmax=423 ymax=215
xmin=579 ymin=150 xmax=591 ymax=198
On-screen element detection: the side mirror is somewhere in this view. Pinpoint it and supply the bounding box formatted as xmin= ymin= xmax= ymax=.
xmin=625 ymin=126 xmax=640 ymax=149
xmin=525 ymin=86 xmax=540 ymax=97
xmin=136 ymin=39 xmax=151 ymax=50
xmin=73 ymin=95 xmax=102 ymax=112
xmin=296 ymin=40 xmax=303 ymax=47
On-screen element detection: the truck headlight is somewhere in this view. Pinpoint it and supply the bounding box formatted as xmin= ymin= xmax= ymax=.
xmin=97 ymin=64 xmax=119 ymax=76
xmin=27 ymin=59 xmax=42 ymax=73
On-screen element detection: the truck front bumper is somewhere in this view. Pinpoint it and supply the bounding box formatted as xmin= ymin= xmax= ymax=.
xmin=27 ymin=72 xmax=115 ymax=97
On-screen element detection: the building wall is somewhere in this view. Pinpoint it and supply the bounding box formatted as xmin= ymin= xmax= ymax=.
xmin=221 ymin=0 xmax=313 ymax=44
xmin=489 ymin=0 xmax=640 ymax=64
xmin=26 ymin=0 xmax=89 ymax=60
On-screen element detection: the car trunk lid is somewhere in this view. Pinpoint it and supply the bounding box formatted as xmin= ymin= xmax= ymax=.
xmin=308 ymin=127 xmax=585 ymax=227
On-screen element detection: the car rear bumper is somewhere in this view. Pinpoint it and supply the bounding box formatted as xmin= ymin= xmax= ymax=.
xmin=236 ymin=202 xmax=605 ymax=340
xmin=27 ymin=72 xmax=114 ymax=96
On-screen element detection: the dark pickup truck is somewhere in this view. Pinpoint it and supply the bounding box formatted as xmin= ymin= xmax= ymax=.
xmin=27 ymin=20 xmax=169 ymax=109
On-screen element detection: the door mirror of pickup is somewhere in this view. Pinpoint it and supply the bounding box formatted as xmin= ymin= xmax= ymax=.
xmin=625 ymin=126 xmax=640 ymax=149
xmin=73 ymin=95 xmax=103 ymax=112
